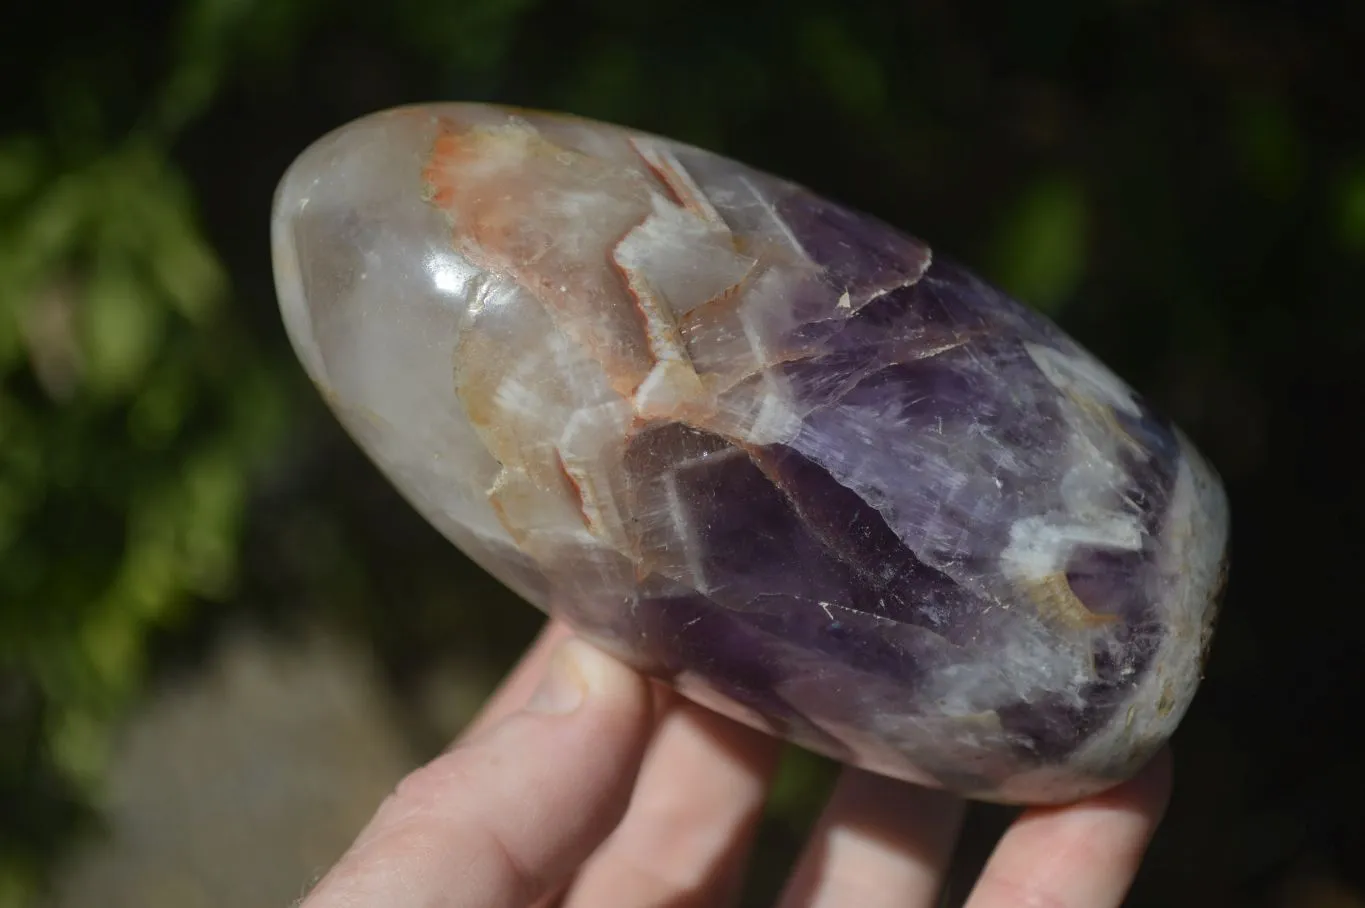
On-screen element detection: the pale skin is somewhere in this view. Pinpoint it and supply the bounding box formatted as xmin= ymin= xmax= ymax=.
xmin=302 ymin=621 xmax=1173 ymax=908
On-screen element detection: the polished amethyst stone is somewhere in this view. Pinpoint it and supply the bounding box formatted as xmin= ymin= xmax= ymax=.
xmin=270 ymin=104 xmax=1229 ymax=804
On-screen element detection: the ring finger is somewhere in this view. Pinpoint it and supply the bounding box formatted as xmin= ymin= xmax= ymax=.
xmin=776 ymin=766 xmax=965 ymax=908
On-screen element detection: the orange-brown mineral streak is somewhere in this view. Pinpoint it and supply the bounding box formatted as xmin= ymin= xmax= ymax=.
xmin=422 ymin=119 xmax=654 ymax=397
xmin=557 ymin=433 xmax=635 ymax=556
xmin=679 ymin=273 xmax=780 ymax=388
xmin=605 ymin=137 xmax=775 ymax=421
xmin=619 ymin=138 xmax=799 ymax=407
xmin=446 ymin=287 xmax=535 ymax=476
xmin=428 ymin=121 xmax=679 ymax=557
xmin=446 ymin=275 xmax=607 ymax=554
xmin=554 ymin=450 xmax=590 ymax=526
xmin=609 ymin=227 xmax=711 ymax=420
xmin=629 ymin=136 xmax=728 ymax=230
xmin=681 ymin=292 xmax=773 ymax=398
xmin=1026 ymin=573 xmax=1120 ymax=631
xmin=486 ymin=470 xmax=541 ymax=551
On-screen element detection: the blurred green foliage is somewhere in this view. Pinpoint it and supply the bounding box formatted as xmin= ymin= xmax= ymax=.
xmin=2 ymin=0 xmax=1364 ymax=905
xmin=0 ymin=3 xmax=293 ymax=900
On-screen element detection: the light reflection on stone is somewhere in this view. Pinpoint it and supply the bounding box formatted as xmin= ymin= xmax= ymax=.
xmin=271 ymin=104 xmax=1229 ymax=804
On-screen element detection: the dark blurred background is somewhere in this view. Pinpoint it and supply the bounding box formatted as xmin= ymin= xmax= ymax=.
xmin=2 ymin=0 xmax=1362 ymax=905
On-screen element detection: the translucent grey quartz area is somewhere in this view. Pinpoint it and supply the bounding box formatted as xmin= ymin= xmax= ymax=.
xmin=271 ymin=104 xmax=1230 ymax=804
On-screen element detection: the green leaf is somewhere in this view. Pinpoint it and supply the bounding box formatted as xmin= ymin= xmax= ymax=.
xmin=1231 ymin=94 xmax=1302 ymax=200
xmin=146 ymin=216 xmax=224 ymax=321
xmin=47 ymin=709 xmax=110 ymax=790
xmin=13 ymin=173 xmax=89 ymax=275
xmin=1336 ymin=163 xmax=1365 ymax=256
xmin=80 ymin=255 xmax=165 ymax=394
xmin=766 ymin=746 xmax=837 ymax=826
xmin=393 ymin=0 xmax=542 ymax=74
xmin=128 ymin=359 xmax=196 ymax=449
xmin=561 ymin=44 xmax=644 ymax=123
xmin=177 ymin=446 xmax=247 ymax=598
xmin=0 ymin=860 xmax=39 ymax=908
xmin=988 ymin=175 xmax=1089 ymax=314
xmin=0 ymin=136 xmax=43 ymax=207
xmin=796 ymin=15 xmax=886 ymax=118
xmin=151 ymin=0 xmax=261 ymax=138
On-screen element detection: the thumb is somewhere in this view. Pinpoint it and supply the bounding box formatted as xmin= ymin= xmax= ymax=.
xmin=302 ymin=638 xmax=654 ymax=908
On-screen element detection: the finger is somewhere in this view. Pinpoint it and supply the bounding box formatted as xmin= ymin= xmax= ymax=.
xmin=461 ymin=620 xmax=577 ymax=740
xmin=561 ymin=692 xmax=783 ymax=907
xmin=777 ymin=767 xmax=965 ymax=908
xmin=963 ymin=748 xmax=1173 ymax=908
xmin=303 ymin=638 xmax=654 ymax=908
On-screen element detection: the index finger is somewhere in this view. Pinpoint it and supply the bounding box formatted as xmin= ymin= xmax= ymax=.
xmin=461 ymin=620 xmax=577 ymax=739
xmin=303 ymin=637 xmax=655 ymax=908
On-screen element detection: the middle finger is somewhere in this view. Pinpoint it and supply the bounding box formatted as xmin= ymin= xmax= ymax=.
xmin=560 ymin=691 xmax=783 ymax=908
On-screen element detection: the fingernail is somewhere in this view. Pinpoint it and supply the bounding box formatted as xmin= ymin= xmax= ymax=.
xmin=526 ymin=640 xmax=588 ymax=714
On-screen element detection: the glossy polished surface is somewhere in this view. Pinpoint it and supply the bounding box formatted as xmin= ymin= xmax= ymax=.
xmin=272 ymin=104 xmax=1228 ymax=803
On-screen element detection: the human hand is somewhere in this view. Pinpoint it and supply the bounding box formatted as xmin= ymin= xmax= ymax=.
xmin=301 ymin=622 xmax=1172 ymax=908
